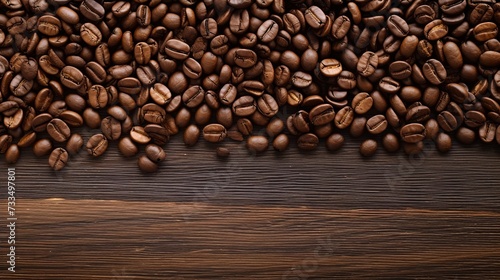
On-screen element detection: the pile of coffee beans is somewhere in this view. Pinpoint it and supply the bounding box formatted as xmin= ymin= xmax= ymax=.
xmin=0 ymin=0 xmax=499 ymax=172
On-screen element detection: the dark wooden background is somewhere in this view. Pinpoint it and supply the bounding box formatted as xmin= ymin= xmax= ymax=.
xmin=2 ymin=128 xmax=500 ymax=279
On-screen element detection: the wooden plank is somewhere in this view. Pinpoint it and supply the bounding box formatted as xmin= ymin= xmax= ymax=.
xmin=3 ymin=133 xmax=500 ymax=278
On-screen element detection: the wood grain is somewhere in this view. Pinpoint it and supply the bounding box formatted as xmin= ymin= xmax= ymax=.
xmin=2 ymin=131 xmax=500 ymax=279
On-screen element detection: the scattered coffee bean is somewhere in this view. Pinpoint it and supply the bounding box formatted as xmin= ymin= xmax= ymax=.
xmin=0 ymin=0 xmax=499 ymax=172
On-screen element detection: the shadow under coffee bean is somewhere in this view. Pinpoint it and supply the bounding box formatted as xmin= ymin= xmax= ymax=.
xmin=0 ymin=0 xmax=499 ymax=172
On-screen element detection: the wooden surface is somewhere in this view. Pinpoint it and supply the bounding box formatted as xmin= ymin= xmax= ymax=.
xmin=3 ymin=129 xmax=500 ymax=279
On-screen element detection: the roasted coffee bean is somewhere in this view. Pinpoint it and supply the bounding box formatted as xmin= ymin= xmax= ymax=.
xmin=247 ymin=135 xmax=268 ymax=153
xmin=359 ymin=139 xmax=377 ymax=157
xmin=203 ymin=123 xmax=227 ymax=143
xmin=46 ymin=118 xmax=70 ymax=142
xmin=423 ymin=59 xmax=447 ymax=85
xmin=145 ymin=144 xmax=166 ymax=163
xmin=5 ymin=144 xmax=20 ymax=164
xmin=435 ymin=133 xmax=452 ymax=153
xmin=389 ymin=61 xmax=412 ymax=80
xmin=400 ymin=123 xmax=427 ymax=143
xmin=352 ymin=92 xmax=373 ymax=114
xmin=80 ymin=23 xmax=102 ymax=46
xmin=60 ymin=66 xmax=85 ymax=89
xmin=437 ymin=111 xmax=459 ymax=132
xmin=297 ymin=133 xmax=319 ymax=151
xmin=48 ymin=147 xmax=68 ymax=171
xmin=272 ymin=133 xmax=289 ymax=152
xmin=130 ymin=126 xmax=151 ymax=144
xmin=86 ymin=133 xmax=108 ymax=157
xmin=366 ymin=115 xmax=388 ymax=135
xmin=257 ymin=19 xmax=279 ymax=43
xmin=382 ymin=133 xmax=400 ymax=153
xmin=424 ymin=20 xmax=448 ymax=40
xmin=137 ymin=155 xmax=158 ymax=173
xmin=319 ymin=58 xmax=342 ymax=77
xmin=464 ymin=110 xmax=486 ymax=128
xmin=66 ymin=133 xmax=84 ymax=155
xmin=308 ymin=104 xmax=335 ymax=126
xmin=216 ymin=147 xmax=230 ymax=158
xmin=305 ymin=6 xmax=326 ymax=29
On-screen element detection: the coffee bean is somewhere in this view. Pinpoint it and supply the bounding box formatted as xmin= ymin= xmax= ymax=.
xmin=297 ymin=133 xmax=319 ymax=151
xmin=65 ymin=133 xmax=83 ymax=155
xmin=257 ymin=20 xmax=279 ymax=43
xmin=366 ymin=115 xmax=388 ymax=135
xmin=144 ymin=144 xmax=166 ymax=163
xmin=424 ymin=19 xmax=448 ymax=40
xmin=423 ymin=59 xmax=447 ymax=85
xmin=203 ymin=123 xmax=227 ymax=143
xmin=46 ymin=118 xmax=70 ymax=142
xmin=305 ymin=6 xmax=326 ymax=29
xmin=319 ymin=59 xmax=342 ymax=77
xmin=247 ymin=135 xmax=268 ymax=153
xmin=232 ymin=96 xmax=256 ymax=117
xmin=359 ymin=139 xmax=377 ymax=157
xmin=400 ymin=123 xmax=427 ymax=143
xmin=216 ymin=147 xmax=230 ymax=158
xmin=435 ymin=133 xmax=452 ymax=153
xmin=137 ymin=155 xmax=158 ymax=173
xmin=5 ymin=144 xmax=20 ymax=164
xmin=32 ymin=138 xmax=52 ymax=157
xmin=48 ymin=147 xmax=68 ymax=171
xmin=382 ymin=133 xmax=400 ymax=153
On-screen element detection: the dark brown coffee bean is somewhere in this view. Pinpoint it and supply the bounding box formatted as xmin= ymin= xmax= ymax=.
xmin=164 ymin=39 xmax=190 ymax=60
xmin=232 ymin=96 xmax=256 ymax=117
xmin=48 ymin=147 xmax=68 ymax=171
xmin=182 ymin=86 xmax=205 ymax=108
xmin=478 ymin=121 xmax=496 ymax=143
xmin=334 ymin=106 xmax=354 ymax=129
xmin=5 ymin=144 xmax=20 ymax=164
xmin=85 ymin=133 xmax=108 ymax=157
xmin=46 ymin=118 xmax=70 ymax=142
xmin=424 ymin=19 xmax=448 ymax=40
xmin=437 ymin=111 xmax=459 ymax=132
xmin=203 ymin=123 xmax=227 ymax=143
xmin=324 ymin=133 xmax=343 ymax=152
xmin=309 ymin=104 xmax=335 ymax=126
xmin=0 ymin=135 xmax=13 ymax=154
xmin=272 ymin=133 xmax=289 ymax=152
xmin=382 ymin=133 xmax=400 ymax=153
xmin=359 ymin=139 xmax=377 ymax=157
xmin=352 ymin=92 xmax=373 ymax=114
xmin=356 ymin=51 xmax=378 ymax=77
xmin=216 ymin=147 xmax=230 ymax=158
xmin=435 ymin=133 xmax=452 ymax=153
xmin=387 ymin=15 xmax=409 ymax=37
xmin=464 ymin=110 xmax=486 ymax=128
xmin=319 ymin=58 xmax=342 ymax=78
xmin=80 ymin=23 xmax=102 ymax=46
xmin=366 ymin=115 xmax=388 ymax=135
xmin=233 ymin=48 xmax=257 ymax=68
xmin=473 ymin=22 xmax=498 ymax=42
xmin=247 ymin=135 xmax=268 ymax=153
xmin=137 ymin=155 xmax=158 ymax=173
xmin=423 ymin=59 xmax=447 ymax=85
xmin=443 ymin=41 xmax=463 ymax=70
xmin=379 ymin=76 xmax=400 ymax=94
xmin=406 ymin=105 xmax=431 ymax=123
xmin=257 ymin=94 xmax=279 ymax=117
xmin=130 ymin=126 xmax=151 ymax=144
xmin=400 ymin=123 xmax=427 ymax=143
xmin=305 ymin=6 xmax=326 ymax=29
xmin=37 ymin=15 xmax=61 ymax=36
xmin=60 ymin=66 xmax=85 ymax=89
xmin=297 ymin=133 xmax=319 ymax=151
xmin=144 ymin=144 xmax=166 ymax=163
xmin=389 ymin=61 xmax=412 ymax=80
xmin=257 ymin=19 xmax=279 ymax=43
xmin=80 ymin=0 xmax=105 ymax=21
